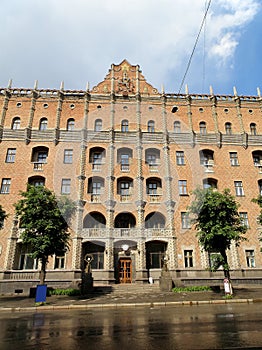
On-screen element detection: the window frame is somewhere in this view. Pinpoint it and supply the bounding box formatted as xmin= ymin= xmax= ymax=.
xmin=63 ymin=149 xmax=73 ymax=164
xmin=5 ymin=148 xmax=16 ymax=163
xmin=61 ymin=178 xmax=71 ymax=195
xmin=0 ymin=178 xmax=11 ymax=194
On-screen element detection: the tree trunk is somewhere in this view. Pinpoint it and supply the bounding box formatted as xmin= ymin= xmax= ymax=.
xmin=220 ymin=250 xmax=231 ymax=279
xmin=39 ymin=257 xmax=47 ymax=285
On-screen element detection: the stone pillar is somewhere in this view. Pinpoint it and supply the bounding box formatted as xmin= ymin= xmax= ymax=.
xmin=135 ymin=239 xmax=147 ymax=282
xmin=166 ymin=237 xmax=177 ymax=270
xmin=53 ymin=83 xmax=64 ymax=144
xmin=200 ymin=249 xmax=209 ymax=269
xmin=229 ymin=242 xmax=241 ymax=269
xmin=0 ymin=83 xmax=11 ymax=141
xmin=105 ymin=239 xmax=114 ymax=270
xmin=4 ymin=215 xmax=19 ymax=270
xmin=25 ymin=84 xmax=38 ymax=144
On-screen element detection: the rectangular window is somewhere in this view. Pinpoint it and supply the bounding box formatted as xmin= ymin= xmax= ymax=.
xmin=5 ymin=148 xmax=16 ymax=163
xmin=91 ymin=252 xmax=104 ymax=269
xmin=19 ymin=254 xmax=38 ymax=270
xmin=54 ymin=255 xmax=65 ymax=269
xmin=146 ymin=154 xmax=157 ymax=165
xmin=176 ymin=151 xmax=185 ymax=165
xmin=234 ymin=181 xmax=244 ymax=196
xmin=148 ymin=182 xmax=157 ymax=195
xmin=239 ymin=212 xmax=249 ymax=228
xmin=229 ymin=152 xmax=239 ymax=166
xmin=61 ymin=179 xmax=71 ymax=195
xmin=184 ymin=250 xmax=193 ymax=268
xmin=92 ymin=182 xmax=102 ymax=195
xmin=0 ymin=178 xmax=11 ymax=194
xmin=179 ymin=180 xmax=187 ymax=195
xmin=245 ymin=250 xmax=255 ymax=268
xmin=64 ymin=149 xmax=73 ymax=164
xmin=181 ymin=212 xmax=190 ymax=229
xmin=120 ymin=182 xmax=130 ymax=196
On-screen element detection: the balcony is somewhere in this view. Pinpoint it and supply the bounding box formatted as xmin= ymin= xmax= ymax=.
xmin=81 ymin=228 xmax=173 ymax=239
xmin=148 ymin=194 xmax=162 ymax=203
xmin=33 ymin=162 xmax=46 ymax=171
xmin=148 ymin=164 xmax=159 ymax=173
xmin=203 ymin=159 xmax=214 ymax=173
xmin=120 ymin=163 xmax=130 ymax=172
xmin=90 ymin=194 xmax=101 ymax=203
xmin=119 ymin=194 xmax=132 ymax=202
xmin=92 ymin=163 xmax=102 ymax=171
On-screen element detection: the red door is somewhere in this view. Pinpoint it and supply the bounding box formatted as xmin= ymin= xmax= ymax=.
xmin=118 ymin=258 xmax=132 ymax=283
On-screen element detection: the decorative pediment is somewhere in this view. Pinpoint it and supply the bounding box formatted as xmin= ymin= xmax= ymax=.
xmin=91 ymin=59 xmax=159 ymax=96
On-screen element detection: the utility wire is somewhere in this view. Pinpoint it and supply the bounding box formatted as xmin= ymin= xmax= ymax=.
xmin=178 ymin=0 xmax=212 ymax=94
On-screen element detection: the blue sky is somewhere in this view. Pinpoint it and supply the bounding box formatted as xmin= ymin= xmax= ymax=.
xmin=0 ymin=0 xmax=261 ymax=96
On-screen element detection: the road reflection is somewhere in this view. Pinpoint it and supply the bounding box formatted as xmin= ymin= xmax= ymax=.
xmin=0 ymin=303 xmax=262 ymax=349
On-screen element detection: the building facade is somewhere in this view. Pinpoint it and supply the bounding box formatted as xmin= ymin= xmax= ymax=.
xmin=0 ymin=60 xmax=262 ymax=290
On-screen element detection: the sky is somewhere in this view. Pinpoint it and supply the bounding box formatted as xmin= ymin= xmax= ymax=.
xmin=0 ymin=0 xmax=261 ymax=96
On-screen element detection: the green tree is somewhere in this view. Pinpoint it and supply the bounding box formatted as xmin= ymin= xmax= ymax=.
xmin=15 ymin=185 xmax=75 ymax=285
xmin=251 ymin=195 xmax=262 ymax=249
xmin=188 ymin=187 xmax=247 ymax=279
xmin=0 ymin=205 xmax=7 ymax=229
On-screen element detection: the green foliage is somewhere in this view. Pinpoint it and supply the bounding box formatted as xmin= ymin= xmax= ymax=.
xmin=14 ymin=185 xmax=76 ymax=284
xmin=188 ymin=187 xmax=247 ymax=276
xmin=49 ymin=288 xmax=81 ymax=296
xmin=172 ymin=286 xmax=211 ymax=293
xmin=252 ymin=195 xmax=262 ymax=246
xmin=0 ymin=205 xmax=7 ymax=229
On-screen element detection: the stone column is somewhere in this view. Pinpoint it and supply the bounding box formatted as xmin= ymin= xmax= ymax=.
xmin=136 ymin=239 xmax=147 ymax=282
xmin=53 ymin=82 xmax=64 ymax=144
xmin=0 ymin=82 xmax=11 ymax=140
xmin=25 ymin=83 xmax=38 ymax=144
xmin=4 ymin=215 xmax=19 ymax=270
xmin=71 ymin=90 xmax=89 ymax=273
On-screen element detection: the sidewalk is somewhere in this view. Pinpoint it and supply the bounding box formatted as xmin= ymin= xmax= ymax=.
xmin=0 ymin=285 xmax=262 ymax=312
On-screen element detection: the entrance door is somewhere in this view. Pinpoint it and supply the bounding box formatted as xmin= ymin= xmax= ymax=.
xmin=118 ymin=258 xmax=132 ymax=283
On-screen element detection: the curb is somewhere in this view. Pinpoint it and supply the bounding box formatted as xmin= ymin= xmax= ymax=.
xmin=0 ymin=298 xmax=259 ymax=313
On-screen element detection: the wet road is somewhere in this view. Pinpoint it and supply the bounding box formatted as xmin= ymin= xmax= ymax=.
xmin=0 ymin=303 xmax=261 ymax=349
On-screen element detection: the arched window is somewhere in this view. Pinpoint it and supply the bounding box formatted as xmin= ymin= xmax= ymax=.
xmin=250 ymin=123 xmax=257 ymax=135
xmin=199 ymin=121 xmax=207 ymax=134
xmin=39 ymin=118 xmax=48 ymax=131
xmin=147 ymin=120 xmax=155 ymax=133
xmin=174 ymin=121 xmax=181 ymax=133
xmin=67 ymin=118 xmax=75 ymax=131
xmin=94 ymin=119 xmax=102 ymax=132
xmin=225 ymin=122 xmax=232 ymax=135
xmin=121 ymin=120 xmax=129 ymax=132
xmin=12 ymin=117 xmax=21 ymax=130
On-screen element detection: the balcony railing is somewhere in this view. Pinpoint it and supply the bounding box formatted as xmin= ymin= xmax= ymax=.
xmin=203 ymin=160 xmax=214 ymax=173
xmin=33 ymin=162 xmax=46 ymax=171
xmin=90 ymin=194 xmax=101 ymax=203
xmin=148 ymin=194 xmax=162 ymax=202
xmin=81 ymin=228 xmax=173 ymax=239
xmin=119 ymin=194 xmax=131 ymax=202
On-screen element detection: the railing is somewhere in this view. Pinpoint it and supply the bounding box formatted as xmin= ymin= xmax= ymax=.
xmin=81 ymin=228 xmax=173 ymax=239
xmin=148 ymin=194 xmax=162 ymax=202
xmin=90 ymin=194 xmax=101 ymax=203
xmin=33 ymin=162 xmax=46 ymax=171
xmin=119 ymin=194 xmax=131 ymax=202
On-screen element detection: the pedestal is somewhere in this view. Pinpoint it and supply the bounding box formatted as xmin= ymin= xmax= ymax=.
xmin=159 ymin=270 xmax=173 ymax=291
xmin=81 ymin=272 xmax=94 ymax=294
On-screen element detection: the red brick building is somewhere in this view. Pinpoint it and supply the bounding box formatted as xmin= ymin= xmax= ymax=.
xmin=0 ymin=60 xmax=261 ymax=292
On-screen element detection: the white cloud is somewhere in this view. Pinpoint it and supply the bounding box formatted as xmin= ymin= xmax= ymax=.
xmin=0 ymin=0 xmax=260 ymax=92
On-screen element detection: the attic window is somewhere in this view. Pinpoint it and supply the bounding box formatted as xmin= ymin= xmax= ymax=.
xmin=199 ymin=108 xmax=204 ymax=112
xmin=16 ymin=102 xmax=22 ymax=108
xmin=171 ymin=106 xmax=178 ymax=113
xmin=97 ymin=105 xmax=102 ymax=109
xmin=224 ymin=108 xmax=229 ymax=113
xmin=123 ymin=106 xmax=128 ymax=110
xmin=43 ymin=103 xmax=49 ymax=108
xmin=70 ymin=104 xmax=75 ymax=109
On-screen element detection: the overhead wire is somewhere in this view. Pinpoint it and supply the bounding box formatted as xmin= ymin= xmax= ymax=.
xmin=178 ymin=0 xmax=212 ymax=94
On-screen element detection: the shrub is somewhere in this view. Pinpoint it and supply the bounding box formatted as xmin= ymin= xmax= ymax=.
xmin=49 ymin=288 xmax=81 ymax=296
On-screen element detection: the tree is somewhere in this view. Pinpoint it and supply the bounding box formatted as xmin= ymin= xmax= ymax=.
xmin=0 ymin=205 xmax=7 ymax=229
xmin=188 ymin=187 xmax=247 ymax=279
xmin=15 ymin=185 xmax=75 ymax=285
xmin=251 ymin=195 xmax=262 ymax=249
